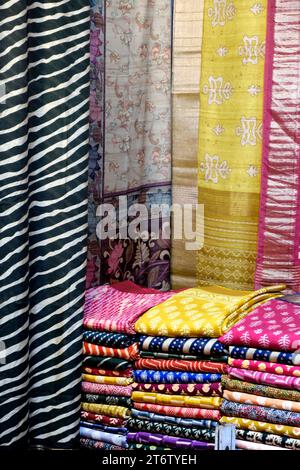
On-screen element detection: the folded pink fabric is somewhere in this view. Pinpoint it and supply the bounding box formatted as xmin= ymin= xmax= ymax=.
xmin=228 ymin=367 xmax=300 ymax=391
xmin=84 ymin=281 xmax=178 ymax=334
xmin=81 ymin=381 xmax=132 ymax=397
xmin=228 ymin=358 xmax=300 ymax=377
xmin=220 ymin=297 xmax=300 ymax=351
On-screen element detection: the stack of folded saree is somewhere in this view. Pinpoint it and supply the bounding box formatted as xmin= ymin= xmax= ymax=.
xmin=219 ymin=293 xmax=300 ymax=451
xmin=80 ymin=281 xmax=176 ymax=450
xmin=130 ymin=285 xmax=284 ymax=450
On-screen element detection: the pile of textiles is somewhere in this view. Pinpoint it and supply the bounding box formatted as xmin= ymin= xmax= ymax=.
xmin=219 ymin=293 xmax=300 ymax=451
xmin=80 ymin=281 xmax=176 ymax=450
xmin=130 ymin=285 xmax=284 ymax=450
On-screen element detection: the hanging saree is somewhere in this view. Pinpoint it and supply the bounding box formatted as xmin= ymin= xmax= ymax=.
xmin=0 ymin=0 xmax=90 ymax=447
xmin=255 ymin=0 xmax=300 ymax=291
xmin=197 ymin=0 xmax=267 ymax=290
xmin=171 ymin=0 xmax=204 ymax=289
xmin=97 ymin=0 xmax=172 ymax=289
xmin=86 ymin=0 xmax=105 ymax=288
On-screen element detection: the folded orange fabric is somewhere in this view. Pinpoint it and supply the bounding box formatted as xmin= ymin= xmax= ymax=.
xmin=83 ymin=342 xmax=139 ymax=360
xmin=224 ymin=390 xmax=300 ymax=413
xmin=135 ymin=358 xmax=227 ymax=373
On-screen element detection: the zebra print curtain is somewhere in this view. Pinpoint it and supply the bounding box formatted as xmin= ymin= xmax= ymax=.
xmin=0 ymin=0 xmax=90 ymax=448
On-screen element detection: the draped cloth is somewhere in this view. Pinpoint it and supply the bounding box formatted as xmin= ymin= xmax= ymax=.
xmin=86 ymin=0 xmax=105 ymax=288
xmin=0 ymin=0 xmax=90 ymax=448
xmin=220 ymin=297 xmax=300 ymax=351
xmin=171 ymin=0 xmax=204 ymax=289
xmin=135 ymin=284 xmax=284 ymax=337
xmin=84 ymin=281 xmax=176 ymax=334
xmin=197 ymin=0 xmax=267 ymax=290
xmin=87 ymin=0 xmax=172 ymax=289
xmin=255 ymin=0 xmax=300 ymax=291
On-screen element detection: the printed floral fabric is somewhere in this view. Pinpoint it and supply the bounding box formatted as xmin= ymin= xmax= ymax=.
xmin=139 ymin=335 xmax=228 ymax=356
xmin=220 ymin=298 xmax=300 ymax=351
xmin=82 ymin=367 xmax=132 ymax=377
xmin=87 ymin=0 xmax=105 ymax=289
xmin=82 ymin=356 xmax=131 ymax=370
xmin=81 ymin=410 xmax=126 ymax=427
xmin=132 ymin=382 xmax=223 ymax=397
xmin=131 ymin=409 xmax=218 ymax=429
xmin=83 ymin=341 xmax=139 ymax=360
xmin=228 ymin=346 xmax=297 ymax=366
xmin=221 ymin=376 xmax=300 ymax=402
xmin=135 ymin=358 xmax=227 ymax=373
xmin=87 ymin=1 xmax=172 ymax=289
xmin=132 ymin=391 xmax=222 ymax=409
xmin=133 ymin=370 xmax=221 ymax=384
xmin=83 ymin=331 xmax=137 ymax=348
xmin=81 ymin=420 xmax=128 ymax=435
xmin=228 ymin=358 xmax=300 ymax=377
xmin=228 ymin=367 xmax=300 ymax=390
xmin=235 ymin=429 xmax=300 ymax=451
xmin=81 ymin=381 xmax=133 ymax=396
xmin=221 ymin=399 xmax=300 ymax=426
xmin=80 ymin=438 xmax=124 ymax=450
xmin=104 ymin=1 xmax=171 ymax=195
xmin=97 ymin=0 xmax=172 ymax=289
xmin=84 ymin=281 xmax=176 ymax=334
xmin=197 ymin=0 xmax=267 ymax=290
xmin=220 ymin=416 xmax=300 ymax=439
xmin=82 ymin=374 xmax=133 ymax=386
xmin=223 ymin=390 xmax=300 ymax=413
xmin=133 ymin=402 xmax=221 ymax=421
xmin=82 ymin=393 xmax=131 ymax=408
xmin=127 ymin=431 xmax=215 ymax=449
xmin=135 ymin=285 xmax=284 ymax=337
xmin=128 ymin=417 xmax=215 ymax=442
xmin=81 ymin=402 xmax=130 ymax=419
xmin=80 ymin=426 xmax=128 ymax=448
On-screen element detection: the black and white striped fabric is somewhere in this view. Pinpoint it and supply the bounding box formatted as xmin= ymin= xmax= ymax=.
xmin=0 ymin=0 xmax=90 ymax=448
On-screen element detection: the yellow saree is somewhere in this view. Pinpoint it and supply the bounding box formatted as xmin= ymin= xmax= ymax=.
xmin=197 ymin=0 xmax=267 ymax=289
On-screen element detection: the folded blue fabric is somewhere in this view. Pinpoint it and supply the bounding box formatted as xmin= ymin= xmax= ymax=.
xmin=229 ymin=346 xmax=295 ymax=365
xmin=80 ymin=420 xmax=127 ymax=435
xmin=140 ymin=335 xmax=227 ymax=357
xmin=133 ymin=370 xmax=221 ymax=384
xmin=80 ymin=426 xmax=128 ymax=448
xmin=83 ymin=331 xmax=136 ymax=348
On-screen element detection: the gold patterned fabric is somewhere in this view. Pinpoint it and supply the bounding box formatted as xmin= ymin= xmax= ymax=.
xmin=81 ymin=402 xmax=130 ymax=419
xmin=220 ymin=416 xmax=300 ymax=439
xmin=135 ymin=284 xmax=285 ymax=337
xmin=171 ymin=0 xmax=204 ymax=289
xmin=197 ymin=0 xmax=267 ymax=289
xmin=82 ymin=374 xmax=133 ymax=386
xmin=132 ymin=391 xmax=222 ymax=409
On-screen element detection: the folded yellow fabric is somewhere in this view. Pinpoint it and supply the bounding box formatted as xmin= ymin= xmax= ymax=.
xmin=131 ymin=391 xmax=222 ymax=409
xmin=82 ymin=374 xmax=133 ymax=386
xmin=220 ymin=416 xmax=300 ymax=439
xmin=81 ymin=402 xmax=130 ymax=419
xmin=224 ymin=390 xmax=300 ymax=413
xmin=135 ymin=284 xmax=285 ymax=337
